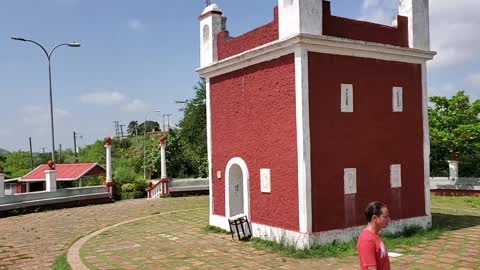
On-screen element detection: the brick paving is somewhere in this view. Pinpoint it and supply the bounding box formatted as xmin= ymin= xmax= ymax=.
xmin=0 ymin=197 xmax=207 ymax=270
xmin=1 ymin=196 xmax=479 ymax=269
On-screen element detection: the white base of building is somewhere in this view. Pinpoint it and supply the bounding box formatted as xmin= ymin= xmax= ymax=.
xmin=210 ymin=214 xmax=431 ymax=249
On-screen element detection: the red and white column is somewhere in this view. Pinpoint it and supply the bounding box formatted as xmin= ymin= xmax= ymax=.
xmin=45 ymin=160 xmax=57 ymax=192
xmin=104 ymin=137 xmax=113 ymax=193
xmin=160 ymin=136 xmax=169 ymax=195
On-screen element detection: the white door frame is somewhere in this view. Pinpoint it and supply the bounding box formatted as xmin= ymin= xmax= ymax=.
xmin=225 ymin=157 xmax=250 ymax=219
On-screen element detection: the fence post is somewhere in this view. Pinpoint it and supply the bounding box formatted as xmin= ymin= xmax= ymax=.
xmin=0 ymin=173 xmax=5 ymax=197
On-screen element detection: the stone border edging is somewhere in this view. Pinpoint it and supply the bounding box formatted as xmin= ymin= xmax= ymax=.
xmin=67 ymin=207 xmax=207 ymax=270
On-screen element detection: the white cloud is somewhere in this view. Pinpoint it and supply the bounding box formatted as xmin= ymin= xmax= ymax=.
xmin=80 ymin=91 xmax=126 ymax=106
xmin=465 ymin=72 xmax=480 ymax=89
xmin=128 ymin=19 xmax=145 ymax=32
xmin=125 ymin=99 xmax=150 ymax=112
xmin=358 ymin=0 xmax=397 ymax=25
xmin=429 ymin=0 xmax=480 ymax=69
xmin=79 ymin=90 xmax=150 ymax=113
xmin=466 ymin=73 xmax=480 ymax=84
xmin=428 ymin=83 xmax=457 ymax=98
xmin=21 ymin=105 xmax=70 ymax=127
xmin=358 ymin=0 xmax=480 ymax=71
xmin=0 ymin=128 xmax=13 ymax=137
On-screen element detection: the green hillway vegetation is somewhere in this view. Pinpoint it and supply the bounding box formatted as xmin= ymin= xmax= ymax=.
xmin=0 ymin=78 xmax=208 ymax=201
xmin=1 ymin=86 xmax=479 ymax=199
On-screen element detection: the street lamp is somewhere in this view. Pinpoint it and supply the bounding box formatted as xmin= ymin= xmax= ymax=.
xmin=11 ymin=37 xmax=80 ymax=169
xmin=143 ymin=110 xmax=162 ymax=179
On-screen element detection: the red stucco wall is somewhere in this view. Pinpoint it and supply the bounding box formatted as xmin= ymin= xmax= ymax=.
xmin=217 ymin=8 xmax=279 ymax=61
xmin=308 ymin=52 xmax=425 ymax=232
xmin=322 ymin=1 xmax=408 ymax=47
xmin=216 ymin=1 xmax=408 ymax=63
xmin=210 ymin=54 xmax=299 ymax=231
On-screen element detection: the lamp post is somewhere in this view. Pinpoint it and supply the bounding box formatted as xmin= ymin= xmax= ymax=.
xmin=143 ymin=110 xmax=162 ymax=179
xmin=11 ymin=37 xmax=80 ymax=169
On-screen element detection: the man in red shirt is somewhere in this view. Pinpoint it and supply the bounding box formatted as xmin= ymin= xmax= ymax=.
xmin=357 ymin=201 xmax=391 ymax=270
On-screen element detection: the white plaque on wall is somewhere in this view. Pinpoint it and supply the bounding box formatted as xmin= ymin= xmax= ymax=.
xmin=390 ymin=164 xmax=402 ymax=188
xmin=260 ymin=169 xmax=271 ymax=193
xmin=341 ymin=84 xmax=354 ymax=113
xmin=344 ymin=168 xmax=357 ymax=194
xmin=393 ymin=87 xmax=403 ymax=112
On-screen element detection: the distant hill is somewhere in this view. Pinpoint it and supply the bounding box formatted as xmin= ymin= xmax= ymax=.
xmin=0 ymin=148 xmax=9 ymax=154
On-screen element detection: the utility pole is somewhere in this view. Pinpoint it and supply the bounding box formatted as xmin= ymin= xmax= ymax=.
xmin=135 ymin=125 xmax=139 ymax=148
xmin=41 ymin=147 xmax=46 ymax=155
xmin=73 ymin=131 xmax=78 ymax=163
xmin=59 ymin=144 xmax=62 ymax=162
xmin=113 ymin=121 xmax=121 ymax=137
xmin=29 ymin=137 xmax=34 ymax=170
xmin=119 ymin=124 xmax=125 ymax=138
xmin=162 ymin=114 xmax=166 ymax=132
xmin=165 ymin=114 xmax=172 ymax=131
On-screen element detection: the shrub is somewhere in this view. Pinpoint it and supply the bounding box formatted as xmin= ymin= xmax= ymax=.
xmin=121 ymin=183 xmax=136 ymax=193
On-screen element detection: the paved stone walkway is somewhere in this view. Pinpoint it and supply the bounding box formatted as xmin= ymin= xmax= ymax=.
xmin=0 ymin=196 xmax=479 ymax=269
xmin=0 ymin=197 xmax=207 ymax=270
xmin=77 ymin=202 xmax=480 ymax=270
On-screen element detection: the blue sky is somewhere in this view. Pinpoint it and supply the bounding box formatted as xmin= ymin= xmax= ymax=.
xmin=1 ymin=0 xmax=479 ymax=152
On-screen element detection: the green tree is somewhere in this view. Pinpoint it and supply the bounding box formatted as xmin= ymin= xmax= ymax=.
xmin=4 ymin=151 xmax=32 ymax=178
xmin=166 ymin=129 xmax=195 ymax=178
xmin=0 ymin=154 xmax=6 ymax=173
xmin=127 ymin=121 xmax=139 ymax=136
xmin=139 ymin=121 xmax=160 ymax=134
xmin=143 ymin=135 xmax=161 ymax=179
xmin=177 ymin=78 xmax=208 ymax=177
xmin=429 ymin=91 xmax=480 ymax=176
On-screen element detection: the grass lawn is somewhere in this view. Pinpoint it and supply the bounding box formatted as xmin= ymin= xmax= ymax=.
xmin=52 ymin=254 xmax=71 ymax=270
xmin=432 ymin=195 xmax=480 ymax=212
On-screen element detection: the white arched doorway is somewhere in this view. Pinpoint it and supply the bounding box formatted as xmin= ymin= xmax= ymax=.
xmin=225 ymin=157 xmax=250 ymax=219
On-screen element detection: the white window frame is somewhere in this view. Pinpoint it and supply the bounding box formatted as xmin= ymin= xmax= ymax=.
xmin=344 ymin=168 xmax=357 ymax=194
xmin=341 ymin=84 xmax=354 ymax=112
xmin=393 ymin=87 xmax=403 ymax=112
xmin=390 ymin=164 xmax=402 ymax=188
xmin=260 ymin=168 xmax=271 ymax=193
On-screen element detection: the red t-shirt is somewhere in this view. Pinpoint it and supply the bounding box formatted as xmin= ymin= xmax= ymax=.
xmin=357 ymin=229 xmax=390 ymax=270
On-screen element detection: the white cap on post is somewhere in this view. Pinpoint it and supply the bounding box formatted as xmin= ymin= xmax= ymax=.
xmin=278 ymin=0 xmax=323 ymax=40
xmin=0 ymin=173 xmax=5 ymax=197
xmin=45 ymin=160 xmax=57 ymax=192
xmin=398 ymin=0 xmax=430 ymax=50
xmin=199 ymin=3 xmax=226 ymax=67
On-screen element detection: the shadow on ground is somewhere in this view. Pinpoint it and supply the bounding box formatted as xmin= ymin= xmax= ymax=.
xmin=433 ymin=212 xmax=480 ymax=230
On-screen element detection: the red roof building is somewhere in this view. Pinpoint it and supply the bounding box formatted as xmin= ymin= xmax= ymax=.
xmin=20 ymin=163 xmax=106 ymax=182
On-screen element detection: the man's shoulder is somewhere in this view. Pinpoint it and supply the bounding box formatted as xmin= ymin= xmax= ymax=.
xmin=358 ymin=229 xmax=378 ymax=243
